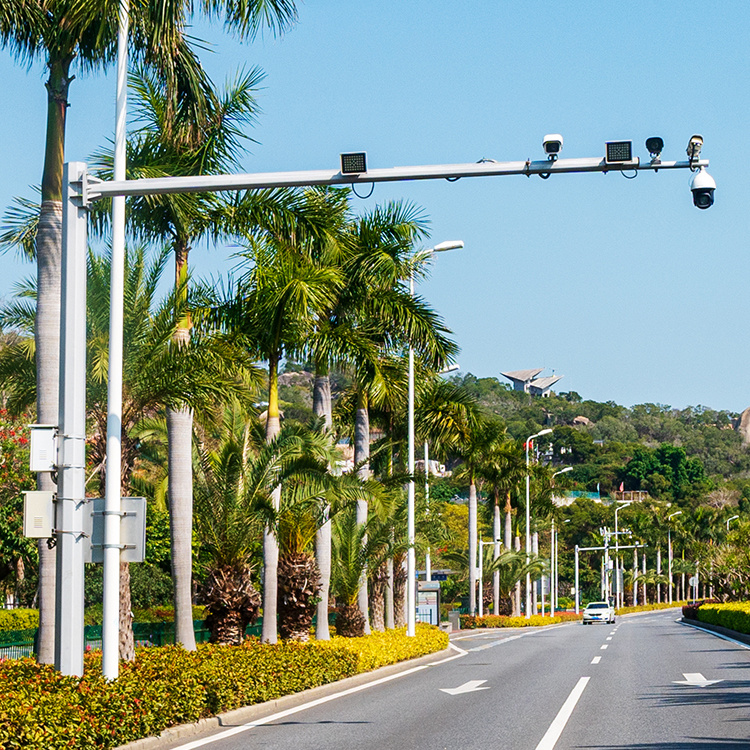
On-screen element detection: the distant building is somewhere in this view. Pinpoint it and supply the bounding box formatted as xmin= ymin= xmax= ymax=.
xmin=501 ymin=368 xmax=563 ymax=397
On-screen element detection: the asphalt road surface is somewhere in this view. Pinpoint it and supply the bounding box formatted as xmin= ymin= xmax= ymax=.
xmin=160 ymin=611 xmax=750 ymax=750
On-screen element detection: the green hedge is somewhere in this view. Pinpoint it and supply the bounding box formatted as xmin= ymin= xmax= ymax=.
xmin=0 ymin=609 xmax=39 ymax=632
xmin=460 ymin=613 xmax=581 ymax=629
xmin=0 ymin=624 xmax=446 ymax=749
xmin=696 ymin=602 xmax=750 ymax=634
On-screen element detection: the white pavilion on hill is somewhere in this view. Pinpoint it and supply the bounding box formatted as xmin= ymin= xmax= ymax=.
xmin=501 ymin=368 xmax=563 ymax=397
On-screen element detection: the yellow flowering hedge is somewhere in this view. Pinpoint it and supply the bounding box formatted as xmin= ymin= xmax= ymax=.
xmin=321 ymin=623 xmax=449 ymax=672
xmin=460 ymin=613 xmax=581 ymax=629
xmin=616 ymin=601 xmax=688 ymax=616
xmin=696 ymin=602 xmax=750 ymax=634
xmin=0 ymin=625 xmax=446 ymax=750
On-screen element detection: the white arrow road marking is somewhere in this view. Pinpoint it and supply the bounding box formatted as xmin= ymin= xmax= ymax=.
xmin=673 ymin=673 xmax=723 ymax=688
xmin=440 ymin=680 xmax=490 ymax=695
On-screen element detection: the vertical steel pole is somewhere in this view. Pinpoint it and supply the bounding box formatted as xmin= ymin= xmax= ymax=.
xmin=55 ymin=162 xmax=88 ymax=677
xmin=525 ymin=439 xmax=531 ymax=618
xmin=102 ymin=0 xmax=129 ymax=682
xmin=406 ymin=275 xmax=416 ymax=637
xmin=424 ymin=441 xmax=431 ymax=582
xmin=574 ymin=545 xmax=579 ymax=614
xmin=478 ymin=539 xmax=483 ymax=618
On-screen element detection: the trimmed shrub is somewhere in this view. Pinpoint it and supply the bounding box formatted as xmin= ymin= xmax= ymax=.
xmin=697 ymin=602 xmax=750 ymax=634
xmin=0 ymin=609 xmax=39 ymax=632
xmin=0 ymin=624 xmax=445 ymax=749
xmin=460 ymin=613 xmax=581 ymax=629
xmin=616 ymin=601 xmax=688 ymax=616
xmin=321 ymin=624 xmax=448 ymax=672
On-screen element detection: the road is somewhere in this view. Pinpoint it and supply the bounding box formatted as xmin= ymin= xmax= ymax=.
xmin=160 ymin=611 xmax=750 ymax=750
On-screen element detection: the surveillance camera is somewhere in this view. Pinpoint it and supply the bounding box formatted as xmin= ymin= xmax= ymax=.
xmin=687 ymin=134 xmax=703 ymax=162
xmin=690 ymin=167 xmax=715 ymax=209
xmin=645 ymin=136 xmax=664 ymax=161
xmin=542 ymin=134 xmax=563 ymax=160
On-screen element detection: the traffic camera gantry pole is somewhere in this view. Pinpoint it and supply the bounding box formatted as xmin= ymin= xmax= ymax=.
xmin=56 ymin=139 xmax=710 ymax=676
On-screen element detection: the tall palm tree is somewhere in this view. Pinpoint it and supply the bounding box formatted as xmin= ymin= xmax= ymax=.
xmin=0 ymin=0 xmax=294 ymax=662
xmin=335 ymin=203 xmax=457 ymax=630
xmin=221 ymin=234 xmax=342 ymax=643
xmin=477 ymin=435 xmax=526 ymax=613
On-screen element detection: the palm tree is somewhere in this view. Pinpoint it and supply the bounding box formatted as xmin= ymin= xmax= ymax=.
xmin=0 ymin=0 xmax=295 ymax=662
xmin=221 ymin=234 xmax=342 ymax=643
xmin=0 ymin=244 xmax=255 ymax=657
xmin=194 ymin=409 xmax=352 ymax=644
xmin=333 ymin=205 xmax=458 ymax=630
xmin=477 ymin=436 xmax=526 ymax=613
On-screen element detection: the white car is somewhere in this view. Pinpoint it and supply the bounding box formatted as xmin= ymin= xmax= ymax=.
xmin=582 ymin=601 xmax=615 ymax=624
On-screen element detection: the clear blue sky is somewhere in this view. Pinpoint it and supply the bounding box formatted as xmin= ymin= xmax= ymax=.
xmin=1 ymin=1 xmax=748 ymax=411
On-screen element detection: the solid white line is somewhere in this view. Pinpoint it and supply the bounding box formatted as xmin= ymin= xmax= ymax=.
xmin=679 ymin=620 xmax=750 ymax=650
xmin=535 ymin=676 xmax=590 ymax=750
xmin=170 ymin=645 xmax=468 ymax=749
xmin=591 ymin=656 xmax=601 ymax=664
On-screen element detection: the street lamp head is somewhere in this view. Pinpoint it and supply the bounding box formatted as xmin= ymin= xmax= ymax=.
xmin=431 ymin=240 xmax=464 ymax=253
xmin=668 ymin=510 xmax=683 ymax=521
xmin=535 ymin=428 xmax=553 ymax=438
xmin=439 ymin=363 xmax=460 ymax=374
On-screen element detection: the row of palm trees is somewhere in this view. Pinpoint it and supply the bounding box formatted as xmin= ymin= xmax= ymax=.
xmin=1 ymin=0 xmax=303 ymax=664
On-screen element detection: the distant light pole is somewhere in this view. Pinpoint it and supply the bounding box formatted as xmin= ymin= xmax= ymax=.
xmin=727 ymin=514 xmax=739 ymax=531
xmin=668 ymin=510 xmax=682 ymax=604
xmin=408 ymin=242 xmax=463 ymax=637
xmin=525 ymin=428 xmax=553 ymax=618
xmin=614 ymin=501 xmax=632 ymax=608
xmin=549 ymin=467 xmax=572 ymax=615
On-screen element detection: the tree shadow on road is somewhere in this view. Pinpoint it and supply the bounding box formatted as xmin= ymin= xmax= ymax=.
xmin=577 ymin=741 xmax=750 ymax=749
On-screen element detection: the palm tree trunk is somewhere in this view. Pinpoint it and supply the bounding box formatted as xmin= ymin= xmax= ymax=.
xmin=468 ymin=478 xmax=477 ymax=615
xmin=354 ymin=389 xmax=371 ymax=633
xmin=393 ymin=553 xmax=407 ymax=627
xmin=656 ymin=547 xmax=662 ymax=604
xmin=313 ymin=371 xmax=332 ymax=640
xmin=493 ymin=499 xmax=501 ymax=614
xmin=34 ymin=56 xmax=72 ymax=663
xmin=119 ymin=562 xmax=135 ymax=660
xmin=262 ymin=353 xmax=281 ymax=643
xmin=504 ymin=492 xmax=512 ymax=551
xmin=167 ymin=406 xmax=196 ymax=650
xmin=167 ymin=241 xmax=197 ymax=649
xmin=370 ymin=562 xmax=387 ymax=632
xmin=385 ymin=557 xmax=395 ymax=629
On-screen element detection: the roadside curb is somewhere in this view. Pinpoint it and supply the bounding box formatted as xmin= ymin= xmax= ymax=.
xmin=115 ymin=646 xmax=453 ymax=750
xmin=679 ymin=617 xmax=750 ymax=647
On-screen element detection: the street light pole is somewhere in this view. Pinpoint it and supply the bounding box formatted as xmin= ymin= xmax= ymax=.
xmin=614 ymin=501 xmax=632 ymax=608
xmin=407 ymin=242 xmax=463 ymax=638
xmin=668 ymin=510 xmax=682 ymax=604
xmin=549 ymin=467 xmax=572 ymax=615
xmin=525 ymin=428 xmax=553 ymax=618
xmin=727 ymin=514 xmax=739 ymax=531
